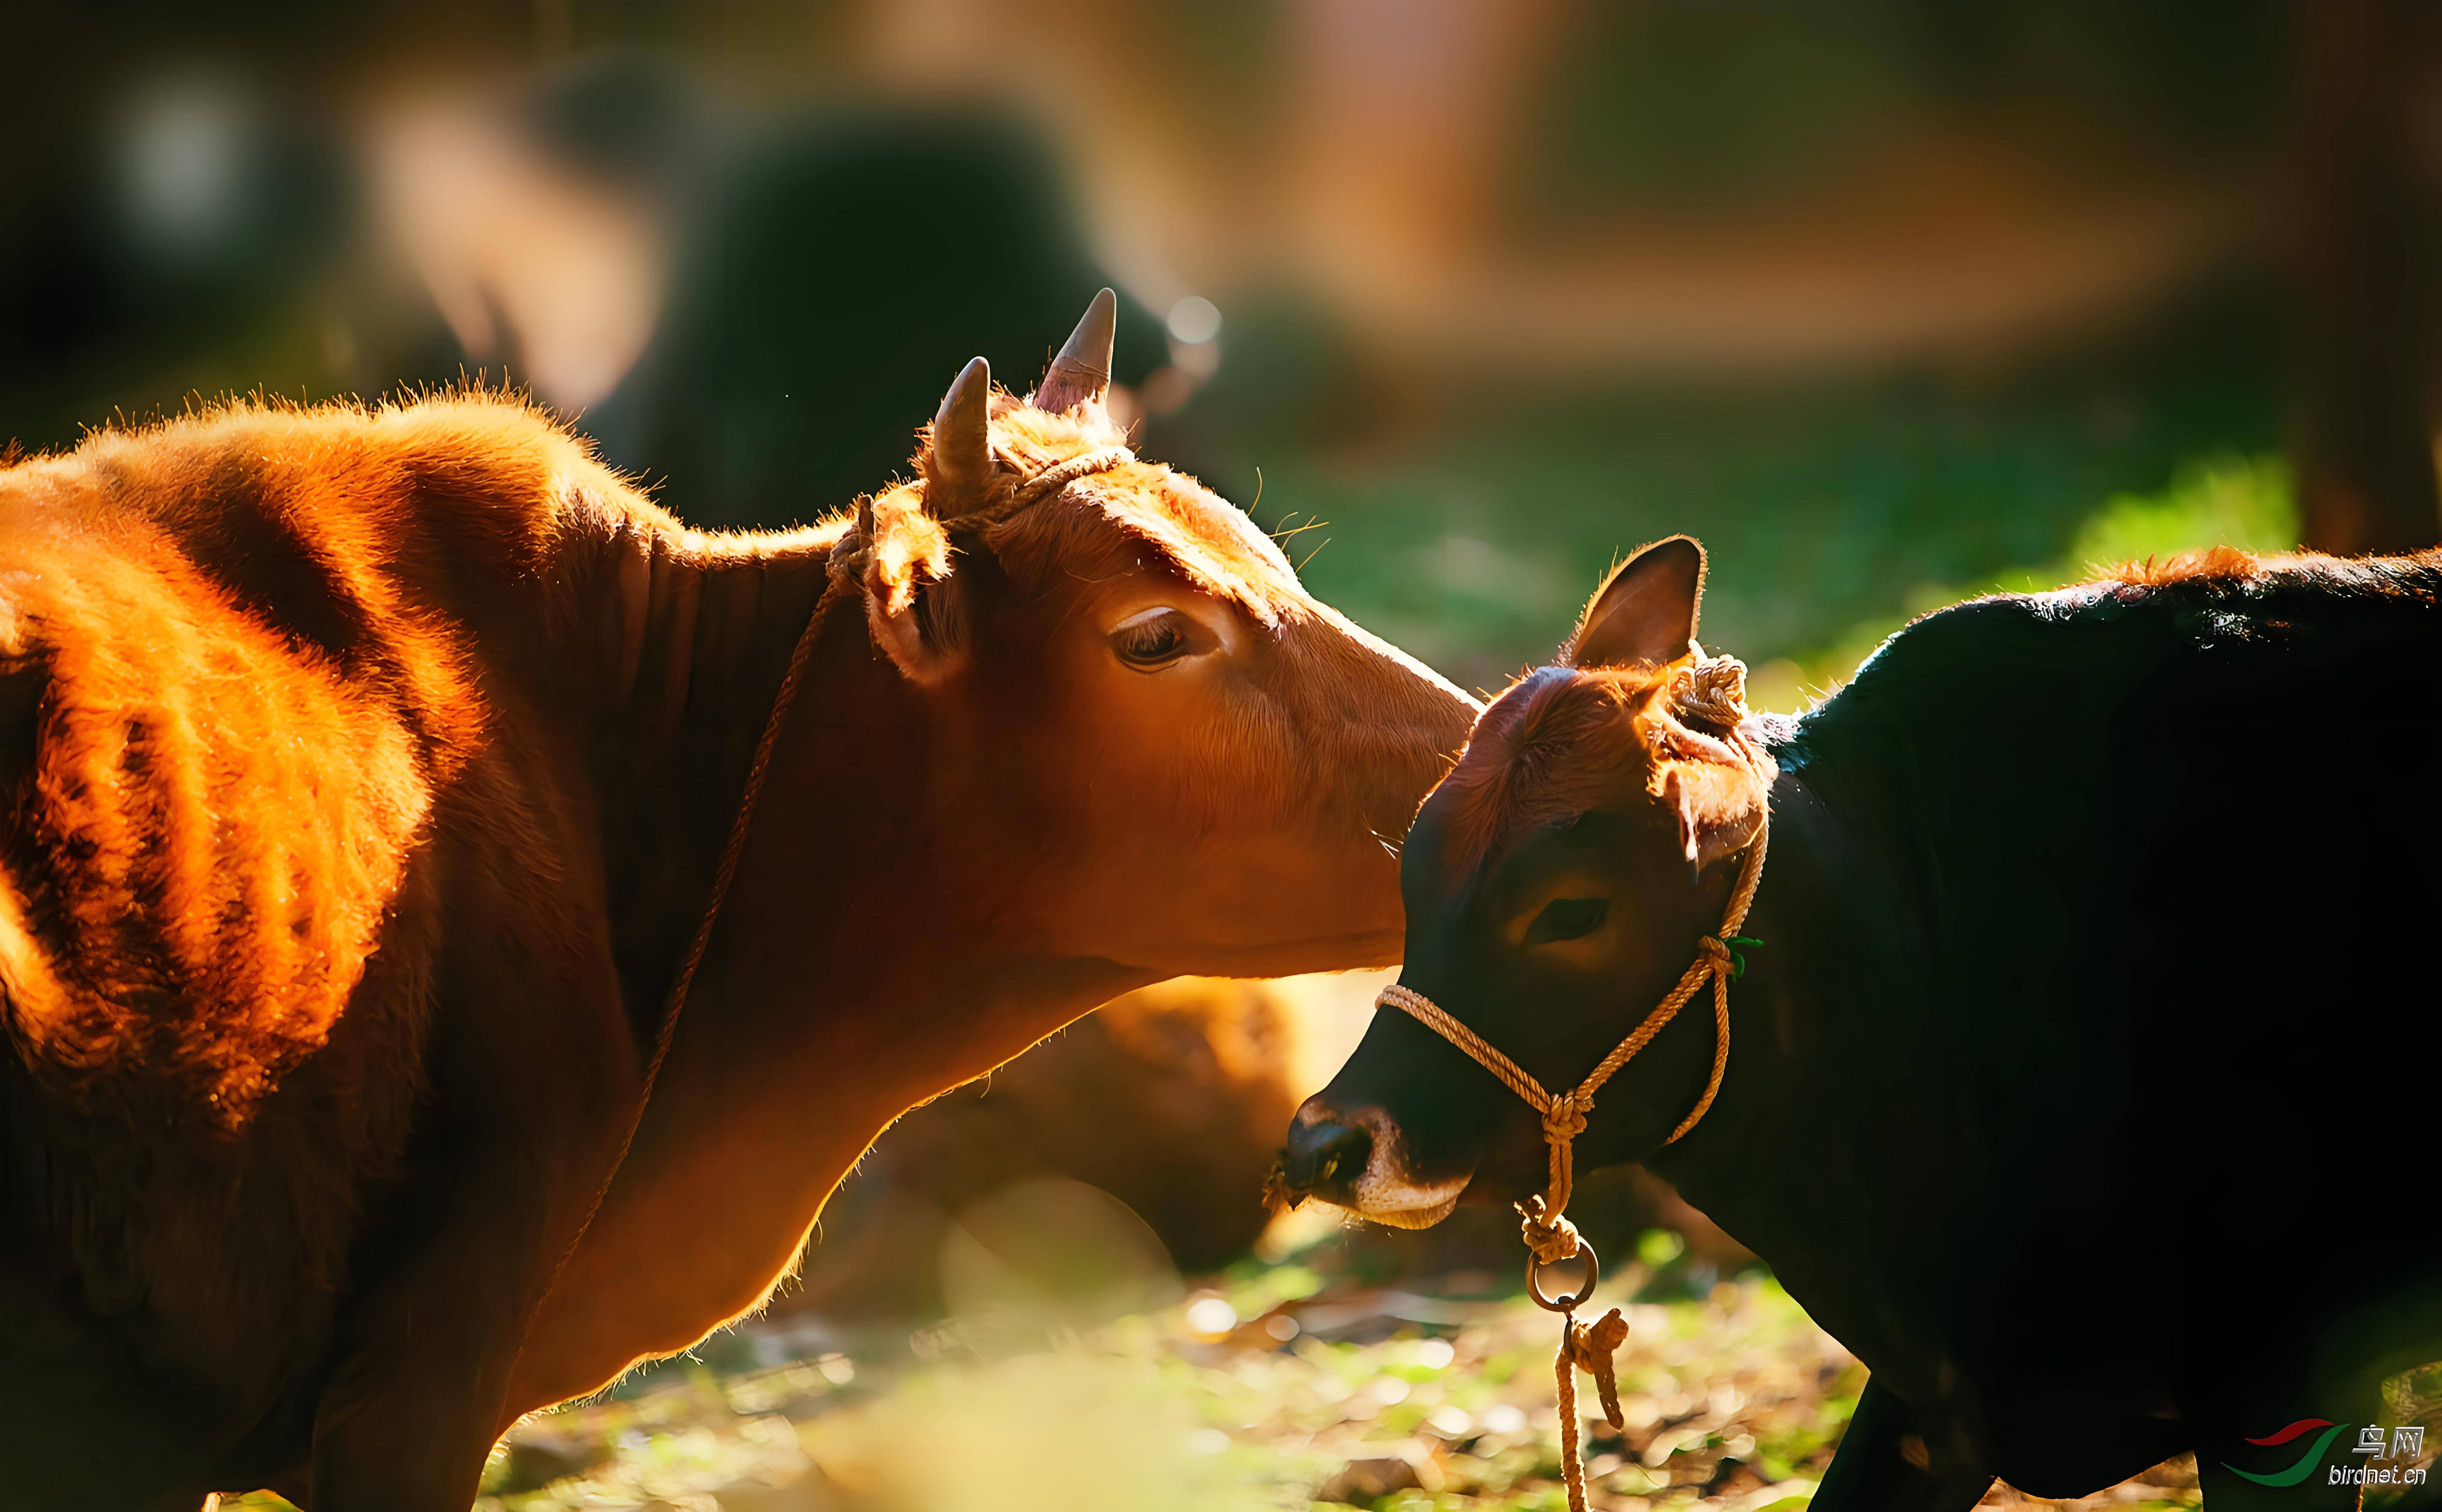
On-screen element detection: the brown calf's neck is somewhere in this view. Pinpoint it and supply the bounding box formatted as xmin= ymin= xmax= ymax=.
xmin=573 ymin=518 xmax=835 ymax=1037
xmin=514 ymin=511 xmax=1169 ymax=1411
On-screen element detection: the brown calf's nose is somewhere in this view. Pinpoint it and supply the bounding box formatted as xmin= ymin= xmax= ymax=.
xmin=1279 ymin=1118 xmax=1372 ymax=1200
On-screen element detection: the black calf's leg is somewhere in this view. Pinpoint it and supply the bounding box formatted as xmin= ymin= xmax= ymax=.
xmin=1813 ymin=1379 xmax=1996 ymax=1512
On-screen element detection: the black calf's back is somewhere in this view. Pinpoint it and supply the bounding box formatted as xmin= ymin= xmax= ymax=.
xmin=1658 ymin=554 xmax=2442 ymax=1502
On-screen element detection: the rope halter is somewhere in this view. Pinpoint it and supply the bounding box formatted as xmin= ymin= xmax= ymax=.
xmin=1372 ymin=652 xmax=1771 ymax=1512
xmin=821 ymin=442 xmax=1137 ymax=609
xmin=1374 ymin=811 xmax=1766 ymax=1268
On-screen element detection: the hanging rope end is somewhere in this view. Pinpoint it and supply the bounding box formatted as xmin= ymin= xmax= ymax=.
xmin=1568 ymin=1306 xmax=1631 ymax=1428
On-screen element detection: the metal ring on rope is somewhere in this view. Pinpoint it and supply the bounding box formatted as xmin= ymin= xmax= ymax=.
xmin=1526 ymin=1238 xmax=1601 ymax=1313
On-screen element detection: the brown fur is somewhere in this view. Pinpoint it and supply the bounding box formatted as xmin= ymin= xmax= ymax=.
xmin=2083 ymin=542 xmax=2265 ymax=588
xmin=1434 ymin=656 xmax=1764 ymax=879
xmin=0 ymin=396 xmax=644 ymax=1413
xmin=0 ymin=411 xmax=490 ymax=1125
xmin=980 ymin=405 xmax=1302 ymax=625
xmin=2073 ymin=541 xmax=2442 ymax=595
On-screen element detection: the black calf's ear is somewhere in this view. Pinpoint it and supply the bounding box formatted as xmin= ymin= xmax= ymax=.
xmin=1661 ymin=763 xmax=1765 ymax=874
xmin=1568 ymin=536 xmax=1705 ymax=669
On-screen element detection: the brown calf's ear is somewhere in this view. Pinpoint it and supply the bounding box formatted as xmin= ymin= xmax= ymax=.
xmin=1569 ymin=536 xmax=1706 ymax=669
xmin=860 ymin=490 xmax=971 ymax=684
xmin=872 ymin=353 xmax=1001 ymax=683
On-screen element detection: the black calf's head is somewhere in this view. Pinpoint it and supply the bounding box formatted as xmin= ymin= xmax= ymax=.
xmin=1277 ymin=537 xmax=1774 ymax=1224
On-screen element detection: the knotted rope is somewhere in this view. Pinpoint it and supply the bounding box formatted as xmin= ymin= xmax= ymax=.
xmin=1374 ymin=653 xmax=1770 ymax=1512
xmin=1669 ymin=652 xmax=1752 ymax=733
xmin=820 ymin=443 xmax=1136 ymax=607
xmin=547 ymin=441 xmax=1136 ymax=1293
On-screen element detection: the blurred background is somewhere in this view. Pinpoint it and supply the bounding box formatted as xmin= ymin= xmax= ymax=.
xmin=26 ymin=0 xmax=2442 ymax=701
xmin=15 ymin=3 xmax=2442 ymax=1508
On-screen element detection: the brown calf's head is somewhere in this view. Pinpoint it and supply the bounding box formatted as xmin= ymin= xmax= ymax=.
xmin=1273 ymin=537 xmax=1775 ymax=1223
xmin=822 ymin=291 xmax=1478 ymax=979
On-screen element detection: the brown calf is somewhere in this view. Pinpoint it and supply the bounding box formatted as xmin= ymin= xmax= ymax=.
xmin=0 ymin=295 xmax=1475 ymax=1510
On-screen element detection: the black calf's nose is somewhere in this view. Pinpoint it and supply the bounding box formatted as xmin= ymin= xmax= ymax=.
xmin=1281 ymin=1119 xmax=1372 ymax=1198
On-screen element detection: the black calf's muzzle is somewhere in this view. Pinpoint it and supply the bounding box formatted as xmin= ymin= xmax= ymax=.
xmin=1276 ymin=1112 xmax=1372 ymax=1203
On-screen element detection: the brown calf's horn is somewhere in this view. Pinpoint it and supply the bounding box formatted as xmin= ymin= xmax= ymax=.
xmin=926 ymin=355 xmax=995 ymax=508
xmin=1032 ymin=288 xmax=1116 ymax=415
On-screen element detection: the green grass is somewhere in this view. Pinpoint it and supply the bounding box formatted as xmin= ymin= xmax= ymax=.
xmin=1766 ymin=450 xmax=2296 ymax=708
xmin=416 ymin=1223 xmax=2234 ymax=1512
xmin=463 ymin=1258 xmax=1865 ymax=1512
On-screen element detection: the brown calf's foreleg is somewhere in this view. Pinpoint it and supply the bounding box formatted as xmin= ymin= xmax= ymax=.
xmin=301 ymin=946 xmax=641 ymax=1506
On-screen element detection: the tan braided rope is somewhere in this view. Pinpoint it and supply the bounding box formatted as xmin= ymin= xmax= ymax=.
xmin=541 ymin=442 xmax=1136 ymax=1297
xmin=1372 ymin=654 xmax=1770 ymax=1512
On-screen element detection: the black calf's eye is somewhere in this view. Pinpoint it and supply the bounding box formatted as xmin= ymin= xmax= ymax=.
xmin=1528 ymin=896 xmax=1609 ymax=944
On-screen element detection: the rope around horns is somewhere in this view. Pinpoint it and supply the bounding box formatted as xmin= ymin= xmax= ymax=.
xmin=1372 ymin=652 xmax=1771 ymax=1512
xmin=545 ymin=441 xmax=1137 ymax=1299
xmin=820 ymin=444 xmax=1136 ymax=607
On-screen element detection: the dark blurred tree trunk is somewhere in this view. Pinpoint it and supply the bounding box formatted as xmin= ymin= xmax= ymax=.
xmin=2290 ymin=0 xmax=2442 ymax=555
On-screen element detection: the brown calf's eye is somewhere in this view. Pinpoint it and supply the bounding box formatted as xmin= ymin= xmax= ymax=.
xmin=1527 ymin=896 xmax=1608 ymax=945
xmin=1111 ymin=610 xmax=1198 ymax=669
